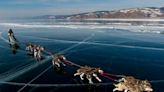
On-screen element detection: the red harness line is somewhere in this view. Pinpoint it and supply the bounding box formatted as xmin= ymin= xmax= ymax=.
xmin=44 ymin=50 xmax=53 ymax=56
xmin=100 ymin=74 xmax=117 ymax=81
xmin=102 ymin=72 xmax=125 ymax=77
xmin=100 ymin=73 xmax=125 ymax=82
xmin=64 ymin=60 xmax=122 ymax=82
xmin=64 ymin=60 xmax=82 ymax=68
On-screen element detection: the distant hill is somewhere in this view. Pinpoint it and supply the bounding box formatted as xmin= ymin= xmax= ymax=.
xmin=33 ymin=7 xmax=164 ymax=19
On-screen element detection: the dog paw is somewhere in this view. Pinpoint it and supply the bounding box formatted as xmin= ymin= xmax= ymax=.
xmin=80 ymin=78 xmax=84 ymax=80
xmin=98 ymin=79 xmax=102 ymax=82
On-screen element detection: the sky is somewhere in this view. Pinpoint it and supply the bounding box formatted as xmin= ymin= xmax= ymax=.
xmin=0 ymin=0 xmax=164 ymax=18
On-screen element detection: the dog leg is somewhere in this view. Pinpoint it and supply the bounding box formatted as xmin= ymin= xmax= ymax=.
xmin=124 ymin=89 xmax=129 ymax=92
xmin=38 ymin=54 xmax=41 ymax=61
xmin=34 ymin=51 xmax=37 ymax=57
xmin=88 ymin=78 xmax=93 ymax=84
xmin=87 ymin=75 xmax=93 ymax=84
xmin=52 ymin=60 xmax=55 ymax=66
xmin=74 ymin=73 xmax=80 ymax=76
xmin=93 ymin=73 xmax=102 ymax=82
xmin=80 ymin=73 xmax=85 ymax=80
xmin=113 ymin=88 xmax=118 ymax=92
xmin=55 ymin=62 xmax=60 ymax=67
xmin=61 ymin=62 xmax=66 ymax=66
xmin=113 ymin=88 xmax=123 ymax=92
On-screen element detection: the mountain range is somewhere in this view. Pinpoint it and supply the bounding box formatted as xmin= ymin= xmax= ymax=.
xmin=33 ymin=7 xmax=164 ymax=19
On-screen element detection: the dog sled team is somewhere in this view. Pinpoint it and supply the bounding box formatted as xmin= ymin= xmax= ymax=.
xmin=7 ymin=29 xmax=153 ymax=92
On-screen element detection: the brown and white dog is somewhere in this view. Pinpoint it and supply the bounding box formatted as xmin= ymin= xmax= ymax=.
xmin=52 ymin=54 xmax=66 ymax=68
xmin=26 ymin=43 xmax=34 ymax=55
xmin=33 ymin=45 xmax=44 ymax=61
xmin=74 ymin=66 xmax=103 ymax=84
xmin=113 ymin=76 xmax=153 ymax=92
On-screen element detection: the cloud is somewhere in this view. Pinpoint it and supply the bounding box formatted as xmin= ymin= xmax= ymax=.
xmin=0 ymin=6 xmax=102 ymax=18
xmin=9 ymin=0 xmax=84 ymax=4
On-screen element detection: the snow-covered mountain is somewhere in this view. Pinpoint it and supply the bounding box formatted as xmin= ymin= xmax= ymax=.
xmin=34 ymin=7 xmax=164 ymax=19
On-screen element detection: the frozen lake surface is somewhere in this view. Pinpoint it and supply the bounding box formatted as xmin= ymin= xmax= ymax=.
xmin=0 ymin=21 xmax=164 ymax=92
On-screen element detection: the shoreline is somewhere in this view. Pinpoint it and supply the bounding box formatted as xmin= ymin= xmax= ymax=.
xmin=85 ymin=18 xmax=164 ymax=22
